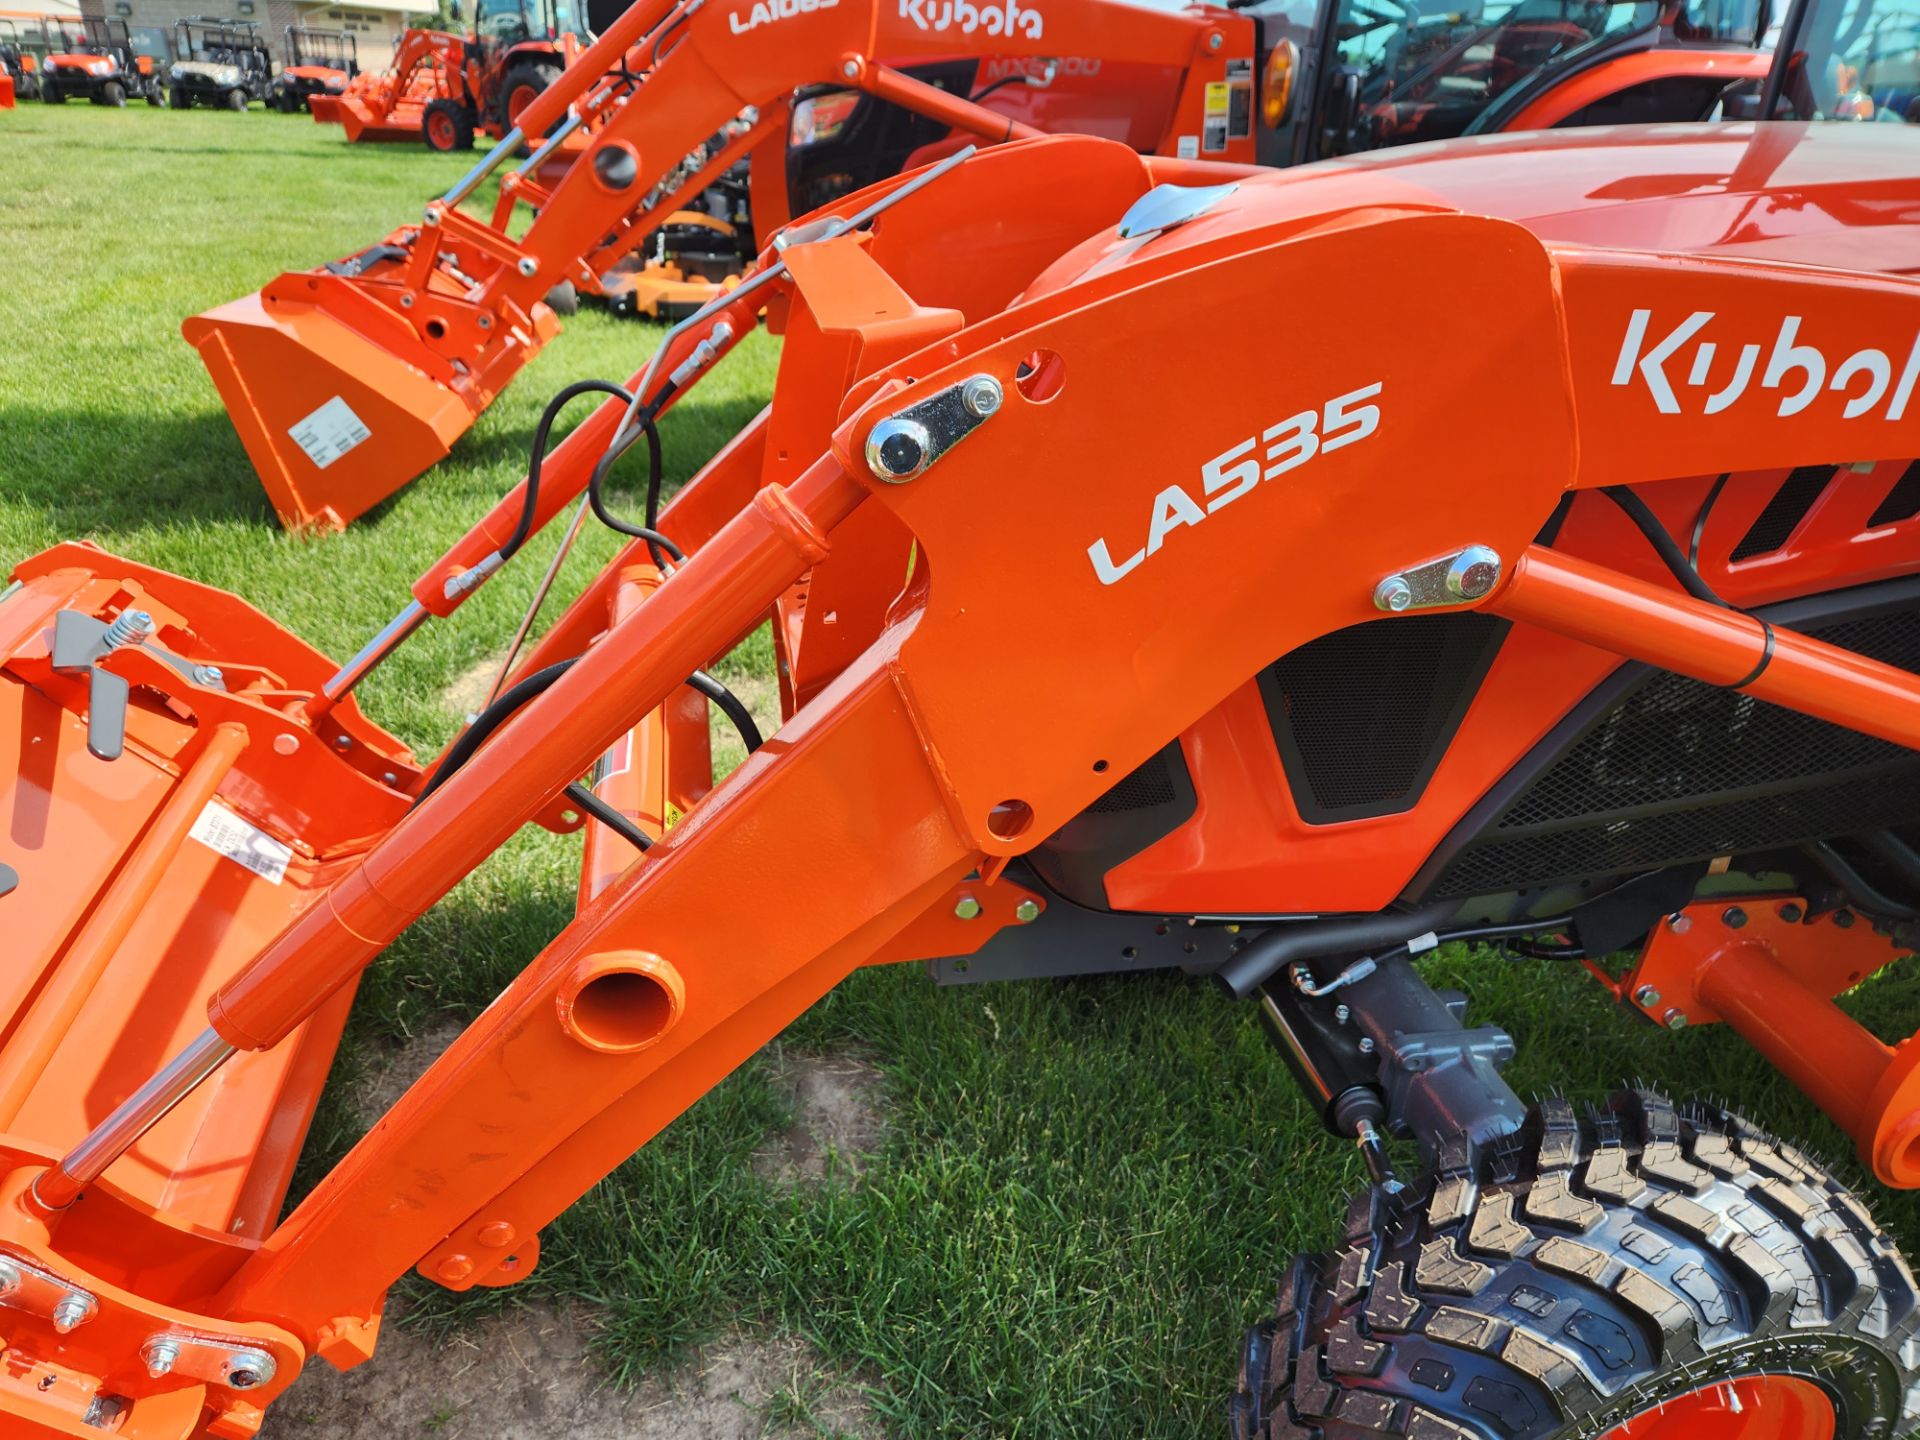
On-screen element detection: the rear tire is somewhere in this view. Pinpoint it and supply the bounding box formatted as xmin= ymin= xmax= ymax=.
xmin=145 ymin=86 xmax=162 ymax=107
xmin=542 ymin=279 xmax=578 ymax=316
xmin=422 ymin=96 xmax=473 ymax=151
xmin=226 ymin=87 xmax=246 ymax=111
xmin=1231 ymin=1091 xmax=1920 ymax=1439
xmin=497 ymin=58 xmax=559 ymax=133
xmin=42 ymin=81 xmax=64 ymax=103
xmin=168 ymin=87 xmax=187 ymax=108
xmin=101 ymin=80 xmax=125 ymax=107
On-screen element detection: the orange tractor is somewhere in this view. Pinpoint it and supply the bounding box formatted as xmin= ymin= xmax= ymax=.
xmin=186 ymin=0 xmax=1778 ymax=533
xmin=9 ymin=0 xmax=1920 ymax=1434
xmin=325 ymin=0 xmax=583 ymax=149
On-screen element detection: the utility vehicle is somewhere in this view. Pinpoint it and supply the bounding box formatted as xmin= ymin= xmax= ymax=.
xmin=269 ymin=26 xmax=357 ymax=112
xmin=38 ymin=17 xmax=159 ymax=106
xmin=0 ymin=17 xmax=42 ymax=101
xmin=166 ymin=18 xmax=272 ymax=110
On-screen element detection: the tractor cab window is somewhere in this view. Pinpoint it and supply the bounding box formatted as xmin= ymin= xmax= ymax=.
xmin=130 ymin=26 xmax=172 ymax=63
xmin=1775 ymin=0 xmax=1920 ymax=119
xmin=477 ymin=0 xmax=539 ymax=42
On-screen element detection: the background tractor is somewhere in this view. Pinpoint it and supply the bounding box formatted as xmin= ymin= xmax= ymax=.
xmin=270 ymin=25 xmax=358 ymax=113
xmin=37 ymin=17 xmax=159 ymax=106
xmin=166 ymin=17 xmax=273 ymax=110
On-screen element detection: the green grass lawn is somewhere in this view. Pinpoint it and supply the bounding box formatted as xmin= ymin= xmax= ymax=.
xmin=7 ymin=104 xmax=1920 ymax=1440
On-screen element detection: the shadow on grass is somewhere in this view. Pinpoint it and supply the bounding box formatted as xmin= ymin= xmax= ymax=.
xmin=0 ymin=405 xmax=276 ymax=534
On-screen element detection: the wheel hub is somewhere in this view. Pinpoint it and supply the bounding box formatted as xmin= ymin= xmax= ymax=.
xmin=1598 ymin=1376 xmax=1837 ymax=1440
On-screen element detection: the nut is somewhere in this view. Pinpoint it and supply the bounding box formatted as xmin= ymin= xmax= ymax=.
xmin=1373 ymin=576 xmax=1413 ymax=613
xmin=954 ymin=896 xmax=982 ymax=921
xmin=1633 ymin=984 xmax=1661 ymax=1008
xmin=1013 ymin=899 xmax=1039 ymax=924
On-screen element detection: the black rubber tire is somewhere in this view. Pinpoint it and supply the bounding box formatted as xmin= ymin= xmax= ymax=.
xmin=542 ymin=279 xmax=578 ymax=316
xmin=422 ymin=96 xmax=473 ymax=152
xmin=145 ymin=86 xmax=163 ymax=107
xmin=497 ymin=57 xmax=559 ymax=133
xmin=99 ymin=80 xmax=124 ymax=107
xmin=1231 ymin=1091 xmax=1920 ymax=1440
xmin=42 ymin=81 xmax=64 ymax=103
xmin=226 ymin=87 xmax=247 ymax=111
xmin=168 ymin=87 xmax=187 ymax=109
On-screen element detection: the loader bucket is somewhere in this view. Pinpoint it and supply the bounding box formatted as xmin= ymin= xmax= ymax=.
xmin=0 ymin=545 xmax=418 ymax=1434
xmin=183 ymin=273 xmax=545 ymax=530
xmin=307 ymin=92 xmax=341 ymax=122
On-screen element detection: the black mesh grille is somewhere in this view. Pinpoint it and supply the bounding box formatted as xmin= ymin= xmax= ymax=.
xmin=1730 ymin=466 xmax=1835 ymax=561
xmin=1088 ymin=753 xmax=1179 ymax=814
xmin=1431 ymin=606 xmax=1920 ymax=898
xmin=1265 ymin=614 xmax=1506 ymax=819
xmin=1869 ymin=461 xmax=1920 ymax=530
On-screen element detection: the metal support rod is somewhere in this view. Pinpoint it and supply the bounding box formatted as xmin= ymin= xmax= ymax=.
xmin=513 ymin=110 xmax=585 ymax=177
xmin=440 ymin=129 xmax=526 ymax=209
xmin=34 ymin=1028 xmax=238 ymax=1211
xmin=307 ymin=599 xmax=429 ymax=722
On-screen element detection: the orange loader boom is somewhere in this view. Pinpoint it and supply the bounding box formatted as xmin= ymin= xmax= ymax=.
xmin=182 ymin=0 xmax=1256 ymax=532
xmin=12 ymin=110 xmax=1920 ymax=1437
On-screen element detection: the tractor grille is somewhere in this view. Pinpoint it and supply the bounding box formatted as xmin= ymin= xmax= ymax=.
xmin=1262 ymin=613 xmax=1507 ymax=821
xmin=1730 ymin=466 xmax=1836 ymax=561
xmin=1869 ymin=461 xmax=1920 ymax=530
xmin=1428 ymin=601 xmax=1920 ymax=899
xmin=1089 ymin=752 xmax=1181 ymax=813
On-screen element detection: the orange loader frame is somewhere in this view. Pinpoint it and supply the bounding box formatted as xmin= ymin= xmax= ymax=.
xmin=9 ymin=125 xmax=1920 ymax=1437
xmin=183 ymin=0 xmax=1257 ymax=532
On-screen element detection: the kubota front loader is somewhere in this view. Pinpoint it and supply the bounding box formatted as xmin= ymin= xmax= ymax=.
xmin=13 ymin=0 xmax=1920 ymax=1431
xmin=186 ymin=0 xmax=1778 ymax=534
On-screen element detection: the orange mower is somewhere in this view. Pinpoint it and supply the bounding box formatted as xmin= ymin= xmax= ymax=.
xmin=10 ymin=0 xmax=1920 ymax=1433
xmin=187 ymin=0 xmax=1777 ymax=534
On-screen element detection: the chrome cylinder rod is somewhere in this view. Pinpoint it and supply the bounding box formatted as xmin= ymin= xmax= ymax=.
xmin=307 ymin=599 xmax=430 ymax=724
xmin=440 ymin=127 xmax=527 ymax=209
xmin=34 ymin=1029 xmax=238 ymax=1211
xmin=514 ymin=110 xmax=585 ymax=177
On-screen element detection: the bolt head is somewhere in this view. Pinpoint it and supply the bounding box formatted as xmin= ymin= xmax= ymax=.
xmin=1334 ymin=1004 xmax=1351 ymax=1025
xmin=422 ymin=204 xmax=441 ymax=226
xmin=1778 ymin=901 xmax=1804 ymax=923
xmin=436 ymin=1254 xmax=474 ymax=1283
xmin=478 ymin=1220 xmax=517 ymax=1248
xmin=1721 ymin=905 xmax=1748 ymax=929
xmin=1834 ymin=908 xmax=1856 ymax=929
xmin=864 ymin=417 xmax=933 ymax=482
xmin=1207 ymin=29 xmax=1223 ymax=47
xmin=1634 ymin=984 xmax=1662 ymax=1008
xmin=1357 ymin=1037 xmax=1375 ymax=1055
xmin=222 ymin=1353 xmax=275 ymax=1390
xmin=960 ymin=375 xmax=1003 ymax=419
xmin=517 ymin=257 xmax=538 ymax=278
xmin=50 ymin=1294 xmax=93 ymax=1333
xmin=193 ymin=664 xmax=224 ymax=687
xmin=954 ymin=896 xmax=982 ymax=921
xmin=1669 ymin=913 xmax=1693 ymax=934
xmin=842 ymin=58 xmax=859 ymax=77
xmin=1444 ymin=545 xmax=1503 ymax=601
xmin=144 ymin=1338 xmax=181 ymax=1379
xmin=399 ymin=293 xmax=415 ymax=308
xmin=1013 ymin=899 xmax=1039 ymax=924
xmin=1373 ymin=576 xmax=1414 ymax=613
xmin=1663 ymin=1008 xmax=1689 ymax=1031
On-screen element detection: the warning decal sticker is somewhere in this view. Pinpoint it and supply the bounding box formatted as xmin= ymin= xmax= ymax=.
xmin=190 ymin=801 xmax=293 ymax=885
xmin=288 ymin=396 xmax=372 ymax=470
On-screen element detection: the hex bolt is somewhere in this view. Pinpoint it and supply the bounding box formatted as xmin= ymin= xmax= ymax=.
xmin=1013 ymin=899 xmax=1039 ymax=924
xmin=192 ymin=664 xmax=224 ymax=688
xmin=50 ymin=1294 xmax=93 ymax=1334
xmin=144 ymin=1338 xmax=181 ymax=1379
xmin=1722 ymin=906 xmax=1748 ymax=929
xmin=1669 ymin=913 xmax=1693 ymax=934
xmin=1334 ymin=1004 xmax=1351 ymax=1025
xmin=960 ymin=375 xmax=1002 ymax=419
xmin=1663 ymin=1008 xmax=1690 ymax=1031
xmin=422 ymin=205 xmax=441 ymax=227
xmin=1633 ymin=984 xmax=1662 ymax=1008
xmin=842 ymin=58 xmax=859 ymax=77
xmin=1207 ymin=30 xmax=1223 ymax=48
xmin=1373 ymin=576 xmax=1413 ymax=613
xmin=102 ymin=609 xmax=155 ymax=649
xmin=1835 ymin=908 xmax=1856 ymax=929
xmin=954 ymin=896 xmax=982 ymax=921
xmin=517 ymin=257 xmax=539 ymax=278
xmin=399 ymin=293 xmax=415 ymax=308
xmin=864 ymin=417 xmax=933 ymax=482
xmin=333 ymin=734 xmax=353 ymax=751
xmin=1357 ymin=1037 xmax=1376 ymax=1055
xmin=1778 ymin=901 xmax=1804 ymax=923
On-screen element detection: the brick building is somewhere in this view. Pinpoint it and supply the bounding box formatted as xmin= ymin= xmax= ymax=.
xmin=78 ymin=0 xmax=437 ymax=66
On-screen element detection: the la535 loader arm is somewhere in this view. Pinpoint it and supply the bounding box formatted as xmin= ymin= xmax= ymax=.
xmin=16 ymin=83 xmax=1920 ymax=1439
xmin=182 ymin=0 xmax=1255 ymax=533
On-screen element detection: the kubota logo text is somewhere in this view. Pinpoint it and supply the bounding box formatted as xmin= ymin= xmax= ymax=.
xmin=900 ymin=0 xmax=1044 ymax=39
xmin=729 ymin=0 xmax=836 ymax=34
xmin=1087 ymin=382 xmax=1383 ymax=586
xmin=1613 ymin=309 xmax=1920 ymax=420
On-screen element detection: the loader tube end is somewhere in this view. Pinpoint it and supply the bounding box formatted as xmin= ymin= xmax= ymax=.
xmin=557 ymin=952 xmax=684 ymax=1054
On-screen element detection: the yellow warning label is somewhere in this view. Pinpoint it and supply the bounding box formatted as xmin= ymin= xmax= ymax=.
xmin=1205 ymin=81 xmax=1231 ymax=117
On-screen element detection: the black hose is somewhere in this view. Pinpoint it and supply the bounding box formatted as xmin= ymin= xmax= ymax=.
xmin=564 ymin=779 xmax=653 ymax=851
xmin=1803 ymin=838 xmax=1920 ymax=921
xmin=687 ymin=668 xmax=762 ymax=752
xmin=415 ymin=659 xmax=577 ymax=805
xmin=505 ymin=380 xmax=634 ymax=562
xmin=1600 ymin=485 xmax=1729 ymax=608
xmin=1688 ymin=473 xmax=1730 ymax=570
xmin=1216 ymin=901 xmax=1456 ymax=999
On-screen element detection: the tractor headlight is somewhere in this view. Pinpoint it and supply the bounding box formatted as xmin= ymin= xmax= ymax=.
xmin=169 ymin=63 xmax=185 ymax=80
xmin=1262 ymin=38 xmax=1298 ymax=128
xmin=87 ymin=58 xmax=114 ymax=75
xmin=214 ymin=65 xmax=241 ymax=85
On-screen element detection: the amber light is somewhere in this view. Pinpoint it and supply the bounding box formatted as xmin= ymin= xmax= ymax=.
xmin=1263 ymin=38 xmax=1297 ymax=127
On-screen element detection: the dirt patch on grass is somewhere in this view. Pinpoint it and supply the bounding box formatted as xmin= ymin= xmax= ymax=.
xmin=753 ymin=1051 xmax=887 ymax=1186
xmin=444 ymin=654 xmax=509 ymax=720
xmin=711 ymin=672 xmax=783 ymax=778
xmin=351 ymin=1019 xmax=465 ymax=1128
xmin=262 ymin=1307 xmax=884 ymax=1439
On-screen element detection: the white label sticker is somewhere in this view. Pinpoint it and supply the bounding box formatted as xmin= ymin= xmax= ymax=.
xmin=288 ymin=396 xmax=371 ymax=470
xmin=1176 ymin=134 xmax=1199 ymax=160
xmin=190 ymin=801 xmax=292 ymax=885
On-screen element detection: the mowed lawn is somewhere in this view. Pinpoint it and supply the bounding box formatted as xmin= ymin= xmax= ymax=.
xmin=7 ymin=104 xmax=1920 ymax=1439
